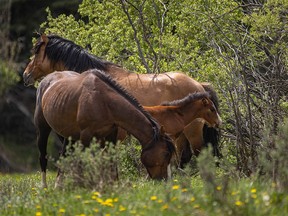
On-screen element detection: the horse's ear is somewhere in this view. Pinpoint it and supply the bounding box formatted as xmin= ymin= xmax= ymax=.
xmin=40 ymin=34 xmax=49 ymax=43
xmin=202 ymin=98 xmax=209 ymax=106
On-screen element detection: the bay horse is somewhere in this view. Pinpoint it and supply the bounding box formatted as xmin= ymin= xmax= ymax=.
xmin=23 ymin=34 xmax=221 ymax=161
xmin=35 ymin=69 xmax=174 ymax=188
xmin=144 ymin=92 xmax=221 ymax=167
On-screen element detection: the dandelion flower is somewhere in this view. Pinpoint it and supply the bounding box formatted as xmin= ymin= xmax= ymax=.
xmin=119 ymin=205 xmax=126 ymax=211
xmin=235 ymin=200 xmax=244 ymax=206
xmin=190 ymin=197 xmax=196 ymax=202
xmin=59 ymin=208 xmax=65 ymax=213
xmin=93 ymin=191 xmax=101 ymax=197
xmin=150 ymin=196 xmax=157 ymax=201
xmin=251 ymin=188 xmax=257 ymax=193
xmin=172 ymin=185 xmax=180 ymax=190
xmin=161 ymin=204 xmax=169 ymax=211
xmin=35 ymin=212 xmax=42 ymax=216
xmin=171 ymin=197 xmax=177 ymax=201
xmin=216 ymin=186 xmax=222 ymax=191
xmin=182 ymin=188 xmax=188 ymax=192
xmin=75 ymin=195 xmax=82 ymax=199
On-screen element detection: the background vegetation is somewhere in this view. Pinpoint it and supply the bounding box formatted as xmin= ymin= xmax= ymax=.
xmin=0 ymin=0 xmax=287 ymax=215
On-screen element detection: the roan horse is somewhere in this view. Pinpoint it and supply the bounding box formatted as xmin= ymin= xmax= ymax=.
xmin=144 ymin=92 xmax=221 ymax=167
xmin=23 ymin=34 xmax=221 ymax=163
xmin=35 ymin=69 xmax=175 ymax=188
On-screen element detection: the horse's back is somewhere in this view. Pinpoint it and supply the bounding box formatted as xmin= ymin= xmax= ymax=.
xmin=119 ymin=71 xmax=205 ymax=105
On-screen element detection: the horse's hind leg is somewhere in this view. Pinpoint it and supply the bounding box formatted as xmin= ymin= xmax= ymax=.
xmin=36 ymin=124 xmax=51 ymax=188
xmin=55 ymin=137 xmax=73 ymax=189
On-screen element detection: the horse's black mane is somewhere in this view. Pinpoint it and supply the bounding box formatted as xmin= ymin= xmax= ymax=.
xmin=33 ymin=34 xmax=117 ymax=72
xmin=161 ymin=92 xmax=210 ymax=107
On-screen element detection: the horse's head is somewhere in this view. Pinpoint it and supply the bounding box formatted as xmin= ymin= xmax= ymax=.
xmin=141 ymin=133 xmax=175 ymax=180
xmin=200 ymin=97 xmax=222 ymax=128
xmin=23 ymin=34 xmax=59 ymax=86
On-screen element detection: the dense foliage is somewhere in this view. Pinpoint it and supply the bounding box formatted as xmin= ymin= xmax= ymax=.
xmin=41 ymin=0 xmax=288 ymax=175
xmin=1 ymin=1 xmax=288 ymax=214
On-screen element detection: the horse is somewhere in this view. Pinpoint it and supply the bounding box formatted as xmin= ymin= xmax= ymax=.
xmin=35 ymin=68 xmax=175 ymax=188
xmin=144 ymin=92 xmax=222 ymax=167
xmin=23 ymin=34 xmax=221 ymax=162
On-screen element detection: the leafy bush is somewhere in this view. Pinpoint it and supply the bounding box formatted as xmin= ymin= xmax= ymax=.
xmin=55 ymin=137 xmax=146 ymax=190
xmin=56 ymin=140 xmax=119 ymax=191
xmin=259 ymin=118 xmax=288 ymax=191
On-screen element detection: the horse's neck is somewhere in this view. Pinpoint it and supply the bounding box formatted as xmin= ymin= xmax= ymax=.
xmin=179 ymin=102 xmax=204 ymax=125
xmin=114 ymin=107 xmax=157 ymax=146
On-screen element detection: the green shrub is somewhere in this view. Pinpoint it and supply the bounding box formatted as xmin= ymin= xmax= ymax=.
xmin=259 ymin=118 xmax=288 ymax=191
xmin=56 ymin=140 xmax=119 ymax=191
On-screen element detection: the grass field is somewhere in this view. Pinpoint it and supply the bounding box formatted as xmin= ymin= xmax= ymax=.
xmin=1 ymin=134 xmax=288 ymax=216
xmin=1 ymin=168 xmax=287 ymax=216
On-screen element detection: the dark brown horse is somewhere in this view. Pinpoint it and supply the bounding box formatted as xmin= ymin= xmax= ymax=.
xmin=144 ymin=92 xmax=221 ymax=166
xmin=23 ymin=34 xmax=221 ymax=161
xmin=35 ymin=69 xmax=174 ymax=188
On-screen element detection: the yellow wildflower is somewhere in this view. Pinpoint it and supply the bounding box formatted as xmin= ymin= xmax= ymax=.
xmin=82 ymin=200 xmax=91 ymax=204
xmin=161 ymin=204 xmax=169 ymax=211
xmin=75 ymin=195 xmax=82 ymax=199
xmin=190 ymin=197 xmax=196 ymax=202
xmin=172 ymin=185 xmax=180 ymax=190
xmin=119 ymin=205 xmax=126 ymax=211
xmin=93 ymin=208 xmax=99 ymax=213
xmin=150 ymin=196 xmax=157 ymax=201
xmin=102 ymin=198 xmax=114 ymax=207
xmin=93 ymin=191 xmax=101 ymax=197
xmin=171 ymin=197 xmax=177 ymax=201
xmin=251 ymin=188 xmax=257 ymax=193
xmin=59 ymin=208 xmax=65 ymax=213
xmin=182 ymin=188 xmax=188 ymax=192
xmin=35 ymin=212 xmax=42 ymax=216
xmin=193 ymin=204 xmax=200 ymax=209
xmin=216 ymin=186 xmax=222 ymax=191
xmin=235 ymin=200 xmax=244 ymax=206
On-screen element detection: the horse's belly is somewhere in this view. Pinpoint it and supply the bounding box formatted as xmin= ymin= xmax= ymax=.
xmin=44 ymin=113 xmax=81 ymax=139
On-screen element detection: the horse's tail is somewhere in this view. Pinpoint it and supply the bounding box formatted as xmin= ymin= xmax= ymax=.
xmin=201 ymin=82 xmax=222 ymax=158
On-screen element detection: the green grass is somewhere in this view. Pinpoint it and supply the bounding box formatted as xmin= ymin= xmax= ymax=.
xmin=1 ymin=171 xmax=287 ymax=216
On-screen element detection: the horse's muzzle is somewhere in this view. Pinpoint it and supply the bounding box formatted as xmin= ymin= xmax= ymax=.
xmin=23 ymin=72 xmax=33 ymax=86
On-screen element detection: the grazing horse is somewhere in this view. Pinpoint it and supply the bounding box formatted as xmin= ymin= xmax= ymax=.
xmin=35 ymin=69 xmax=175 ymax=188
xmin=23 ymin=34 xmax=221 ymax=161
xmin=144 ymin=92 xmax=222 ymax=166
